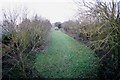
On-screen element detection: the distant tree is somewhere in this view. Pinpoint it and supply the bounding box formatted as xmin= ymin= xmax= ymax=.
xmin=54 ymin=22 xmax=62 ymax=29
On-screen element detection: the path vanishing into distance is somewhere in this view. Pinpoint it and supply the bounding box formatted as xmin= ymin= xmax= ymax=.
xmin=35 ymin=30 xmax=100 ymax=78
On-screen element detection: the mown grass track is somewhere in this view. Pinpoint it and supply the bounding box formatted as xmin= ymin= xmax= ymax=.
xmin=35 ymin=31 xmax=99 ymax=78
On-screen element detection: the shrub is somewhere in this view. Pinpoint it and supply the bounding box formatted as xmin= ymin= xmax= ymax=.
xmin=2 ymin=10 xmax=51 ymax=78
xmin=76 ymin=0 xmax=120 ymax=79
xmin=62 ymin=0 xmax=120 ymax=79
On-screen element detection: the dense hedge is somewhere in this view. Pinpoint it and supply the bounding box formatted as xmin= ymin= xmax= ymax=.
xmin=2 ymin=14 xmax=51 ymax=78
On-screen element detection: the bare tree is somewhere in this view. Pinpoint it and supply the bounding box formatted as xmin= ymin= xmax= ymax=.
xmin=2 ymin=8 xmax=51 ymax=78
xmin=76 ymin=0 xmax=120 ymax=79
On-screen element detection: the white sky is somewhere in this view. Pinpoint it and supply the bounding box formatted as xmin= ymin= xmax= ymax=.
xmin=0 ymin=0 xmax=79 ymax=23
xmin=0 ymin=0 xmax=116 ymax=23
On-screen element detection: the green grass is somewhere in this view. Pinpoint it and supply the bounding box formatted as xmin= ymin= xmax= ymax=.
xmin=35 ymin=31 xmax=99 ymax=78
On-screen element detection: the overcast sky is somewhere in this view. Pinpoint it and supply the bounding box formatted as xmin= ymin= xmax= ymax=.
xmin=0 ymin=0 xmax=79 ymax=23
xmin=0 ymin=0 xmax=115 ymax=23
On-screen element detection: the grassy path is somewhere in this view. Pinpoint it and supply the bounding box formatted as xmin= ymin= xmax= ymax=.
xmin=35 ymin=31 xmax=99 ymax=78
